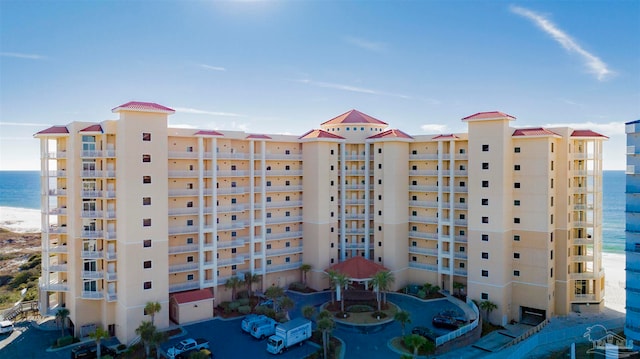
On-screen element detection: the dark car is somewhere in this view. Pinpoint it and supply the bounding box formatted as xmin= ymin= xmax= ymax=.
xmin=70 ymin=343 xmax=116 ymax=359
xmin=411 ymin=326 xmax=436 ymax=341
xmin=432 ymin=315 xmax=459 ymax=330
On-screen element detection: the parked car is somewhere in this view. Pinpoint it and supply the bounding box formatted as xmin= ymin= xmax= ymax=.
xmin=166 ymin=338 xmax=210 ymax=359
xmin=0 ymin=320 xmax=14 ymax=334
xmin=432 ymin=314 xmax=459 ymax=330
xmin=70 ymin=343 xmax=116 ymax=359
xmin=411 ymin=326 xmax=436 ymax=341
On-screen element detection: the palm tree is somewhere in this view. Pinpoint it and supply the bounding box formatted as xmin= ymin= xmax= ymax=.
xmin=55 ymin=308 xmax=70 ymax=337
xmin=423 ymin=283 xmax=432 ymax=295
xmin=404 ymin=334 xmax=427 ymax=359
xmin=224 ymin=276 xmax=244 ymax=300
xmin=149 ymin=328 xmax=168 ymax=359
xmin=479 ymin=300 xmax=498 ymax=324
xmin=135 ymin=321 xmax=156 ymax=358
xmin=453 ymin=282 xmax=465 ymax=297
xmin=299 ymin=263 xmax=312 ymax=285
xmin=302 ymin=305 xmax=316 ymax=320
xmin=317 ymin=310 xmax=335 ymax=359
xmin=279 ymin=296 xmax=295 ymax=320
xmin=371 ymin=271 xmax=394 ymax=311
xmin=88 ymin=327 xmax=110 ymax=359
xmin=144 ymin=301 xmax=162 ymax=326
xmin=245 ymin=272 xmax=261 ymax=298
xmin=334 ymin=272 xmax=349 ymax=313
xmin=325 ymin=270 xmax=339 ymax=305
xmin=264 ymin=286 xmax=285 ymax=311
xmin=394 ymin=310 xmax=411 ymax=336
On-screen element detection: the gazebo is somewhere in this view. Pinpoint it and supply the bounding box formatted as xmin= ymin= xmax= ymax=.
xmin=325 ymin=256 xmax=388 ymax=291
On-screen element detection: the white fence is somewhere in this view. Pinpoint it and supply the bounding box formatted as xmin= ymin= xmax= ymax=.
xmin=435 ymin=298 xmax=480 ymax=346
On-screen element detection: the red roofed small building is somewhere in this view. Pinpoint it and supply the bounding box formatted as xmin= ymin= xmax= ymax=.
xmin=326 ymin=256 xmax=388 ymax=281
xmin=169 ymin=288 xmax=214 ymax=324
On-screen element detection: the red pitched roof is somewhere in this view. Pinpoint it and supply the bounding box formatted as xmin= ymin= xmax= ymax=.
xmin=246 ymin=134 xmax=272 ymax=140
xmin=299 ymin=129 xmax=345 ymax=140
xmin=35 ymin=126 xmax=69 ymax=135
xmin=512 ymin=127 xmax=559 ymax=137
xmin=321 ymin=110 xmax=387 ymax=126
xmin=194 ymin=130 xmax=224 ymax=136
xmin=367 ymin=129 xmax=413 ymax=140
xmin=79 ymin=124 xmax=103 ymax=133
xmin=571 ymin=130 xmax=608 ymax=138
xmin=462 ymin=111 xmax=516 ymax=121
xmin=111 ymin=101 xmax=175 ymax=114
xmin=171 ymin=288 xmax=214 ymax=304
xmin=326 ymin=256 xmax=388 ymax=280
xmin=432 ymin=134 xmax=460 ymax=140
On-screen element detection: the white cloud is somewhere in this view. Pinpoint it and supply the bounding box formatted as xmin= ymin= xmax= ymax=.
xmin=542 ymin=121 xmax=625 ymax=136
xmin=168 ymin=123 xmax=198 ymax=129
xmin=198 ymin=64 xmax=226 ymax=71
xmin=0 ymin=121 xmax=51 ymax=126
xmin=174 ymin=107 xmax=245 ymax=117
xmin=295 ymin=79 xmax=413 ymax=100
xmin=0 ymin=52 xmax=46 ymax=60
xmin=420 ymin=124 xmax=449 ymax=133
xmin=510 ymin=5 xmax=614 ymax=81
xmin=344 ymin=36 xmax=386 ymax=52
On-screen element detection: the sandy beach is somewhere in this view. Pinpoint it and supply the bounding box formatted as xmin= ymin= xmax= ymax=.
xmin=603 ymin=252 xmax=626 ymax=313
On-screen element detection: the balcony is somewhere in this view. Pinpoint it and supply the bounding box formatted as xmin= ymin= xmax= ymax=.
xmin=454 ymin=252 xmax=468 ymax=260
xmin=266 ymin=201 xmax=302 ymax=209
xmin=81 ymin=250 xmax=103 ymax=259
xmin=217 ymin=256 xmax=246 ymax=266
xmin=49 ymin=207 xmax=67 ymax=215
xmin=265 ymin=215 xmax=302 ymax=225
xmin=106 ymin=272 xmax=117 ymax=281
xmin=265 ymin=170 xmax=303 ymax=176
xmin=41 ymin=280 xmax=69 ymax=292
xmin=217 ymin=238 xmax=247 ymax=249
xmin=168 ymin=244 xmax=200 ymax=254
xmin=454 ymin=269 xmax=468 ymax=276
xmin=218 ymin=152 xmax=249 ymax=160
xmin=168 ymin=151 xmax=198 ymax=159
xmin=344 ymin=243 xmax=365 ymax=250
xmin=169 ymin=170 xmax=199 ymax=178
xmin=82 ymin=271 xmax=104 ymax=279
xmin=48 ymin=226 xmax=68 ymax=234
xmin=345 ymin=199 xmax=366 ymax=205
xmin=344 ymin=214 xmax=365 ymax=220
xmin=408 ymin=231 xmax=438 ymax=240
xmin=454 ymin=235 xmax=468 ymax=243
xmin=408 ymin=246 xmax=438 ymax=256
xmin=48 ymin=189 xmax=67 ymax=196
xmin=454 ymin=170 xmax=468 ymax=176
xmin=81 ymin=230 xmax=104 ymax=238
xmin=81 ymin=190 xmax=103 ymax=198
xmin=454 ymin=187 xmax=468 ymax=193
xmin=572 ymin=293 xmax=596 ymax=302
xmin=409 ymin=201 xmax=438 ymax=208
xmin=266 ymin=246 xmax=304 ymax=256
xmin=409 ymin=154 xmax=438 ymax=160
xmin=218 ymin=187 xmax=247 ymax=195
xmin=169 ymin=281 xmax=200 ymax=293
xmin=49 ymin=245 xmax=68 ymax=254
xmin=48 ymin=170 xmax=67 ymax=177
xmin=81 ymin=150 xmax=105 ymax=158
xmin=169 ymin=262 xmax=199 ymax=273
xmin=46 ymin=151 xmax=67 ymax=159
xmin=169 ymin=189 xmax=199 ymax=197
xmin=81 ymin=210 xmax=103 ymax=218
xmin=408 ymin=262 xmax=438 ymax=272
xmin=217 ymin=204 xmax=246 ymax=213
xmin=82 ymin=291 xmax=104 ymax=300
xmin=265 ymin=153 xmax=303 ymax=160
xmin=264 ymin=260 xmax=303 ymax=274
xmin=263 ymin=185 xmax=303 ymax=192
xmin=409 ymin=185 xmax=439 ymax=192
xmin=570 ymin=270 xmax=604 ymax=279
xmin=266 ymin=231 xmax=303 ymax=241
xmin=571 ymin=255 xmax=594 ymax=262
xmin=454 ymin=219 xmax=468 ymax=226
xmin=409 ymin=170 xmax=438 ymax=176
xmin=218 ymin=170 xmax=249 ymax=177
xmin=217 ymin=222 xmax=246 ymax=231
xmin=48 ymin=264 xmax=68 ymax=272
xmin=168 ymin=226 xmax=199 ymax=235
xmin=106 ymin=292 xmax=117 ymax=302
xmin=409 ymin=216 xmax=439 ymax=224
xmin=168 ymin=207 xmax=199 ymax=216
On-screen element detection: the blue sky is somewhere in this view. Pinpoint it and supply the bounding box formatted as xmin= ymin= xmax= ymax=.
xmin=1 ymin=1 xmax=638 ymax=170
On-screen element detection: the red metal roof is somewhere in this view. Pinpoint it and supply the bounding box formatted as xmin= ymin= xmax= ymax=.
xmin=35 ymin=126 xmax=69 ymax=135
xmin=171 ymin=288 xmax=214 ymax=304
xmin=321 ymin=110 xmax=387 ymax=126
xmin=512 ymin=128 xmax=559 ymax=137
xmin=246 ymin=134 xmax=272 ymax=140
xmin=79 ymin=124 xmax=103 ymax=133
xmin=432 ymin=134 xmax=460 ymax=140
xmin=326 ymin=256 xmax=388 ymax=280
xmin=462 ymin=111 xmax=516 ymax=121
xmin=571 ymin=130 xmax=608 ymax=138
xmin=299 ymin=129 xmax=345 ymax=140
xmin=194 ymin=130 xmax=224 ymax=136
xmin=367 ymin=129 xmax=413 ymax=140
xmin=111 ymin=101 xmax=175 ymax=114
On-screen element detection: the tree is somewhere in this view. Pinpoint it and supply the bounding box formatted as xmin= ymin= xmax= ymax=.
xmin=300 ymin=263 xmax=312 ymax=285
xmin=317 ymin=310 xmax=335 ymax=359
xmin=189 ymin=350 xmax=211 ymax=359
xmin=88 ymin=327 xmax=110 ymax=359
xmin=394 ymin=310 xmax=411 ymax=336
xmin=302 ymin=305 xmax=316 ymax=320
xmin=371 ymin=271 xmax=394 ymax=311
xmin=245 ymin=272 xmax=261 ymax=298
xmin=264 ymin=286 xmax=285 ymax=311
xmin=279 ymin=296 xmax=295 ymax=320
xmin=55 ymin=308 xmax=70 ymax=337
xmin=334 ymin=272 xmax=349 ymax=313
xmin=325 ymin=270 xmax=339 ymax=305
xmin=224 ymin=276 xmax=244 ymax=300
xmin=135 ymin=321 xmax=156 ymax=358
xmin=453 ymin=282 xmax=465 ymax=297
xmin=149 ymin=328 xmax=168 ymax=359
xmin=479 ymin=300 xmax=498 ymax=324
xmin=404 ymin=334 xmax=427 ymax=359
xmin=144 ymin=301 xmax=161 ymax=326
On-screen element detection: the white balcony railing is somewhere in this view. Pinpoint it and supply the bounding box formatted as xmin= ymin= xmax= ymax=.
xmin=408 ymin=231 xmax=439 ymax=240
xmin=409 ymin=262 xmax=438 ymax=271
xmin=82 ymin=271 xmax=104 ymax=279
xmin=408 ymin=246 xmax=439 ymax=256
xmin=169 ymin=281 xmax=200 ymax=293
xmin=81 ymin=250 xmax=103 ymax=259
xmin=81 ymin=291 xmax=103 ymax=299
xmin=169 ymin=262 xmax=199 ymax=273
xmin=168 ymin=244 xmax=200 ymax=254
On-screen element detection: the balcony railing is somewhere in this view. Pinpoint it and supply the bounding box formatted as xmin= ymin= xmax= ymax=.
xmin=409 ymin=154 xmax=438 ymax=160
xmin=169 ymin=189 xmax=199 ymax=197
xmin=217 ymin=204 xmax=246 ymax=213
xmin=46 ymin=151 xmax=67 ymax=159
xmin=106 ymin=272 xmax=117 ymax=281
xmin=48 ymin=226 xmax=68 ymax=234
xmin=265 ymin=215 xmax=303 ymax=225
xmin=217 ymin=222 xmax=247 ymax=231
xmin=49 ymin=208 xmax=68 ymax=215
xmin=49 ymin=245 xmax=68 ymax=253
xmin=408 ymin=262 xmax=438 ymax=272
xmin=409 ymin=201 xmax=438 ymax=208
xmin=265 ymin=170 xmax=303 ymax=176
xmin=217 ymin=238 xmax=247 ymax=249
xmin=454 ymin=269 xmax=468 ymax=276
xmin=41 ymin=280 xmax=69 ymax=292
xmin=264 ymin=260 xmax=303 ymax=274
xmin=81 ymin=190 xmax=102 ymax=198
xmin=82 ymin=271 xmax=104 ymax=279
xmin=265 ymin=201 xmax=302 ymax=209
xmin=266 ymin=231 xmax=303 ymax=241
xmin=217 ymin=152 xmax=250 ymax=160
xmin=168 ymin=151 xmax=198 ymax=159
xmin=408 ymin=246 xmax=438 ymax=256
xmin=81 ymin=230 xmax=104 ymax=238
xmin=454 ymin=252 xmax=468 ymax=259
xmin=572 ymin=293 xmax=596 ymax=301
xmin=409 ymin=170 xmax=438 ymax=176
xmin=168 ymin=170 xmax=200 ymax=178
xmin=168 ymin=244 xmax=200 ymax=254
xmin=48 ymin=189 xmax=67 ymax=196
xmin=265 ymin=246 xmax=303 ymax=257
xmin=81 ymin=210 xmax=103 ymax=218
xmin=409 ymin=216 xmax=438 ymax=224
xmin=262 ymin=185 xmax=303 ymax=192
xmin=81 ymin=291 xmax=104 ymax=300
xmin=169 ymin=281 xmax=200 ymax=293
xmin=217 ymin=256 xmax=246 ymax=266
xmin=48 ymin=264 xmax=68 ymax=272
xmin=454 ymin=235 xmax=468 ymax=243
xmin=169 ymin=262 xmax=199 ymax=273
xmin=408 ymin=231 xmax=439 ymax=240
xmin=218 ymin=170 xmax=249 ymax=177
xmin=106 ymin=292 xmax=117 ymax=302
xmin=409 ymin=185 xmax=439 ymax=192
xmin=265 ymin=153 xmax=302 ymax=160
xmin=168 ymin=226 xmax=199 ymax=235
xmin=48 ymin=170 xmax=67 ymax=177
xmin=168 ymin=207 xmax=200 ymax=216
xmin=218 ymin=187 xmax=247 ymax=195
xmin=81 ymin=251 xmax=103 ymax=259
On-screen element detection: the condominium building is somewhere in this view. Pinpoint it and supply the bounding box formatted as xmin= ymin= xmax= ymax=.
xmin=35 ymin=101 xmax=606 ymax=344
xmin=626 ymin=119 xmax=640 ymax=342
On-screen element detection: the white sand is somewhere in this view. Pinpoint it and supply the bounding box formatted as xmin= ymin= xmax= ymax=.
xmin=603 ymin=252 xmax=626 ymax=313
xmin=0 ymin=206 xmax=48 ymax=233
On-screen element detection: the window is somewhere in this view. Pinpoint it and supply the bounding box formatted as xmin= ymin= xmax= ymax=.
xmin=187 ymin=219 xmax=194 ymax=226
xmin=187 ymin=201 xmax=193 ymax=207
xmin=514 ymin=270 xmax=520 ymax=277
xmin=378 ymin=164 xmax=382 ymax=169
xmin=143 ymin=239 xmax=151 ymax=248
xmin=482 ymin=198 xmax=488 ymax=206
xmin=378 ymin=210 xmax=382 ymax=216
xmin=550 ymin=214 xmax=554 ymax=224
xmin=550 ymin=268 xmax=553 ymax=278
xmin=330 ymin=165 xmax=334 ymax=171
xmin=285 ymin=149 xmax=291 ymax=155
xmin=550 ymin=250 xmax=553 ymax=260
xmin=143 ymin=197 xmax=151 ymax=205
xmin=514 ymin=147 xmax=521 ymax=153
xmin=187 ymin=237 xmax=194 ymax=244
xmin=514 ymin=253 xmax=520 ymax=259
xmin=231 ymin=248 xmax=236 ymax=253
xmin=142 ymin=154 xmax=151 ymax=163
xmin=266 ymin=181 xmax=271 ymax=186
xmin=459 ymin=214 xmax=466 ymax=220
xmin=514 ymin=235 xmax=520 ymax=241
xmin=459 ymin=262 xmax=465 ymax=268
xmin=378 ymin=179 xmax=382 ymax=185
xmin=514 ymin=200 xmax=520 ymax=206
xmin=482 ymin=217 xmax=489 ymax=224
xmin=187 ymin=256 xmax=194 ymax=262
xmin=143 ymin=281 xmax=152 ymax=290
xmin=266 ymin=213 xmax=272 ymax=218
xmin=231 ymin=215 xmax=237 ymax=221
xmin=481 ymin=293 xmax=488 ymax=300
xmin=187 ymin=274 xmax=194 ymax=281
xmin=285 ymin=242 xmax=291 ymax=247
xmin=266 ymin=228 xmax=271 ymax=234
xmin=378 ymin=148 xmax=382 ymax=154
xmin=551 ymin=143 xmax=554 ymax=152
xmin=550 ymin=178 xmax=554 ymax=188
xmin=330 ymin=180 xmax=334 ymax=186
xmin=330 ymin=243 xmax=334 ymax=248
xmin=378 ymin=195 xmax=382 ymax=200
xmin=514 ymin=182 xmax=521 ymax=189
xmin=231 ymin=231 xmax=237 ymax=237
xmin=186 ymin=146 xmax=193 ymax=152
xmin=266 ymin=244 xmax=272 ymax=250
xmin=412 ymin=165 xmax=418 ymax=171
xmin=143 ymin=261 xmax=152 ymax=269
xmin=330 ymin=149 xmax=334 ymax=155
xmin=482 ymin=234 xmax=489 ymax=241
xmin=514 ymin=165 xmax=520 ymax=171
xmin=285 ymin=180 xmax=290 ymax=186
xmin=460 ymin=197 xmax=466 ymax=203
xmin=143 ymin=218 xmax=151 ymax=227
xmin=482 ymin=252 xmax=488 ymax=259
xmin=143 ymin=176 xmax=151 ymax=184
xmin=330 ymin=212 xmax=334 ymax=217
xmin=285 ymin=211 xmax=290 ymax=217
xmin=482 ymin=144 xmax=489 ymax=152
xmin=267 ymin=259 xmax=272 ymax=265
xmin=459 ymin=246 xmax=465 ymax=252
xmin=482 ymin=270 xmax=488 ymax=277
xmin=412 ymin=150 xmax=417 ymax=155
xmin=482 ymin=162 xmax=489 ymax=170
xmin=231 ymin=265 xmax=237 ymax=270
xmin=482 ymin=181 xmax=489 ymax=188
xmin=551 ymin=161 xmax=554 ymax=171
xmin=285 ymin=257 xmax=290 ymax=263
xmin=514 ymin=218 xmax=520 ymax=224
xmin=550 ymin=197 xmax=554 ymax=207
xmin=142 ymin=133 xmax=151 ymax=141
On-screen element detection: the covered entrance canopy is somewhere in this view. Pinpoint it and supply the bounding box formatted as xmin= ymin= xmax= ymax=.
xmin=325 ymin=256 xmax=388 ymax=284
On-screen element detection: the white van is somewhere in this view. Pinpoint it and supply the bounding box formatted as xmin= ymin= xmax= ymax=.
xmin=0 ymin=320 xmax=14 ymax=334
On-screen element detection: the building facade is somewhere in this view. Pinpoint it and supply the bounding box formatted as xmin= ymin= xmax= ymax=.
xmin=35 ymin=102 xmax=607 ymax=343
xmin=626 ymin=120 xmax=640 ymax=343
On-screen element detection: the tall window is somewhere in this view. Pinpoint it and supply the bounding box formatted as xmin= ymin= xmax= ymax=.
xmin=142 ymin=133 xmax=151 ymax=141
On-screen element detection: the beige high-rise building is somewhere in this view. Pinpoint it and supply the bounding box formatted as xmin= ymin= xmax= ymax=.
xmin=35 ymin=102 xmax=606 ymax=343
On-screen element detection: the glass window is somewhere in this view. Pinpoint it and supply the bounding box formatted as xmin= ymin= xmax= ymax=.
xmin=143 ymin=281 xmax=152 ymax=289
xmin=144 ymin=261 xmax=152 ymax=269
xmin=143 ymin=240 xmax=151 ymax=248
xmin=142 ymin=133 xmax=151 ymax=141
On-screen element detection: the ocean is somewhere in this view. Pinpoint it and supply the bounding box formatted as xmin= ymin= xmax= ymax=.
xmin=0 ymin=170 xmax=627 ymax=253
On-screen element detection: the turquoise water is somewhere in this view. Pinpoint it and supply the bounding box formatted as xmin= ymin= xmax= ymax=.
xmin=0 ymin=170 xmax=626 ymax=253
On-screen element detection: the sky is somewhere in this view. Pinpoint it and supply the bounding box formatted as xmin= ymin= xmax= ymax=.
xmin=1 ymin=1 xmax=638 ymax=171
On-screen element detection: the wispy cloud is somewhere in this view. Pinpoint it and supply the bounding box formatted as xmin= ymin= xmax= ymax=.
xmin=510 ymin=5 xmax=613 ymax=81
xmin=198 ymin=64 xmax=226 ymax=71
xmin=0 ymin=121 xmax=51 ymax=126
xmin=169 ymin=123 xmax=198 ymax=129
xmin=344 ymin=36 xmax=386 ymax=52
xmin=295 ymin=79 xmax=413 ymax=100
xmin=559 ymin=98 xmax=584 ymax=107
xmin=174 ymin=107 xmax=245 ymax=117
xmin=420 ymin=124 xmax=449 ymax=133
xmin=543 ymin=121 xmax=624 ymax=136
xmin=0 ymin=52 xmax=46 ymax=60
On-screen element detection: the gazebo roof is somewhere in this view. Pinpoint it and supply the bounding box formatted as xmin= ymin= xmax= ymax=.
xmin=326 ymin=256 xmax=388 ymax=281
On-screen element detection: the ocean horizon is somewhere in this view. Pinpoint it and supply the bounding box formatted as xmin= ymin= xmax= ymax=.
xmin=0 ymin=170 xmax=626 ymax=254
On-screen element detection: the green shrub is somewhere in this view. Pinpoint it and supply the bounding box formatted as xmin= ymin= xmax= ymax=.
xmin=238 ymin=305 xmax=251 ymax=314
xmin=254 ymin=305 xmax=269 ymax=315
xmin=229 ymin=301 xmax=241 ymax=311
xmin=220 ymin=301 xmax=231 ymax=314
xmin=238 ymin=298 xmax=250 ymax=306
xmin=236 ymin=290 xmax=249 ymax=299
xmin=417 ymin=290 xmax=426 ymax=299
xmin=102 ymin=356 xmax=113 ymax=359
xmin=288 ymin=282 xmax=305 ymax=291
xmin=347 ymin=305 xmax=374 ymax=313
xmin=56 ymin=335 xmax=74 ymax=347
